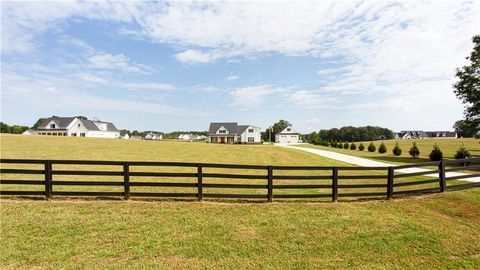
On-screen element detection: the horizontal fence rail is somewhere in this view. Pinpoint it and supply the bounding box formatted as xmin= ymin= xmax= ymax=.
xmin=1 ymin=158 xmax=479 ymax=202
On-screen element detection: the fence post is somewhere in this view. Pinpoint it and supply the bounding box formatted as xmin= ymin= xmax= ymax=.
xmin=267 ymin=166 xmax=273 ymax=202
xmin=439 ymin=161 xmax=446 ymax=192
xmin=387 ymin=167 xmax=394 ymax=199
xmin=332 ymin=167 xmax=338 ymax=202
xmin=123 ymin=162 xmax=130 ymax=200
xmin=44 ymin=160 xmax=52 ymax=199
xmin=197 ymin=164 xmax=203 ymax=201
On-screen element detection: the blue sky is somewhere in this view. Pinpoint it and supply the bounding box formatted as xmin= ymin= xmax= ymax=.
xmin=1 ymin=1 xmax=479 ymax=133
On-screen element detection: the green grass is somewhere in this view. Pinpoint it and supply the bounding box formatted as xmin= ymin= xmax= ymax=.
xmin=1 ymin=135 xmax=479 ymax=269
xmin=1 ymin=189 xmax=479 ymax=269
xmin=297 ymin=138 xmax=480 ymax=165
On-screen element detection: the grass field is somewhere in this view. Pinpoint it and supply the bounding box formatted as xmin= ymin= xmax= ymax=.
xmin=297 ymin=138 xmax=480 ymax=165
xmin=1 ymin=190 xmax=479 ymax=269
xmin=1 ymin=134 xmax=479 ymax=269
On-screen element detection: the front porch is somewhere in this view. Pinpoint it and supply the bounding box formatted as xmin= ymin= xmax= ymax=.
xmin=210 ymin=136 xmax=236 ymax=144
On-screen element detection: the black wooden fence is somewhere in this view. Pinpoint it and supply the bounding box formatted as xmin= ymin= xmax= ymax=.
xmin=0 ymin=158 xmax=479 ymax=202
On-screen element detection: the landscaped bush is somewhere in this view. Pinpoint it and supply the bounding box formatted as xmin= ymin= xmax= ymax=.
xmin=350 ymin=143 xmax=357 ymax=150
xmin=330 ymin=141 xmax=336 ymax=148
xmin=343 ymin=142 xmax=349 ymax=149
xmin=358 ymin=143 xmax=365 ymax=151
xmin=392 ymin=142 xmax=402 ymax=156
xmin=454 ymin=144 xmax=471 ymax=159
xmin=409 ymin=142 xmax=420 ymax=158
xmin=378 ymin=142 xmax=387 ymax=154
xmin=429 ymin=143 xmax=443 ymax=161
xmin=367 ymin=142 xmax=376 ymax=152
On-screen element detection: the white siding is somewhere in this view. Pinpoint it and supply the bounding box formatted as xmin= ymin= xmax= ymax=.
xmin=239 ymin=126 xmax=261 ymax=143
xmin=275 ymin=134 xmax=299 ymax=144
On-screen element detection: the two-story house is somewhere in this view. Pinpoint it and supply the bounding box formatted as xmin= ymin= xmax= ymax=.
xmin=208 ymin=122 xmax=261 ymax=144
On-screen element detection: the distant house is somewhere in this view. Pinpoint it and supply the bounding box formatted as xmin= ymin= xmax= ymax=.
xmin=208 ymin=122 xmax=261 ymax=144
xmin=178 ymin=134 xmax=207 ymax=141
xmin=275 ymin=126 xmax=300 ymax=144
xmin=122 ymin=133 xmax=130 ymax=140
xmin=145 ymin=132 xmax=162 ymax=140
xmin=395 ymin=130 xmax=456 ymax=139
xmin=130 ymin=135 xmax=144 ymax=140
xmin=24 ymin=116 xmax=120 ymax=138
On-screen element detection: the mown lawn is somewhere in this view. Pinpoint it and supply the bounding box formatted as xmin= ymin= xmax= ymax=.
xmin=1 ymin=134 xmax=479 ymax=269
xmin=1 ymin=189 xmax=480 ymax=269
xmin=297 ymin=138 xmax=480 ymax=165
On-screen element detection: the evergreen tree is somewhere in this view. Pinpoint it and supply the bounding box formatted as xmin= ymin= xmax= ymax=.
xmin=343 ymin=142 xmax=349 ymax=149
xmin=454 ymin=144 xmax=471 ymax=159
xmin=409 ymin=142 xmax=420 ymax=158
xmin=428 ymin=143 xmax=443 ymax=161
xmin=350 ymin=143 xmax=357 ymax=150
xmin=392 ymin=142 xmax=402 ymax=156
xmin=358 ymin=143 xmax=365 ymax=151
xmin=367 ymin=142 xmax=376 ymax=152
xmin=378 ymin=142 xmax=387 ymax=154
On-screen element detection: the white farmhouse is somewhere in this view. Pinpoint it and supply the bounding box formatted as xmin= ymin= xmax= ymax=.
xmin=208 ymin=122 xmax=261 ymax=144
xmin=25 ymin=117 xmax=121 ymax=138
xmin=275 ymin=126 xmax=300 ymax=144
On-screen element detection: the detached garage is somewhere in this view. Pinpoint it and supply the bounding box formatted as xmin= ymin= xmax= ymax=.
xmin=275 ymin=126 xmax=300 ymax=144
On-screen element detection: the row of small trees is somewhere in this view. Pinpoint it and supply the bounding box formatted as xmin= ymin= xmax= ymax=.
xmin=319 ymin=140 xmax=471 ymax=161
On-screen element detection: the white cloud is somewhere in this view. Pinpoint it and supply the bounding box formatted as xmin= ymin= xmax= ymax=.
xmin=88 ymin=53 xmax=153 ymax=74
xmin=226 ymin=75 xmax=238 ymax=81
xmin=175 ymin=49 xmax=216 ymax=64
xmin=230 ymin=85 xmax=290 ymax=110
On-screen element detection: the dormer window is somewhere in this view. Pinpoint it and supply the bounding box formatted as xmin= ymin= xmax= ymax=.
xmin=50 ymin=124 xmax=56 ymax=129
xmin=248 ymin=129 xmax=254 ymax=133
xmin=218 ymin=130 xmax=227 ymax=134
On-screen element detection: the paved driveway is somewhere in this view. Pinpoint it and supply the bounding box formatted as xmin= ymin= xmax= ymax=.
xmin=276 ymin=144 xmax=480 ymax=182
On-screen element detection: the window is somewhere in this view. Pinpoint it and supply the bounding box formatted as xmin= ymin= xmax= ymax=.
xmin=218 ymin=130 xmax=227 ymax=134
xmin=227 ymin=137 xmax=234 ymax=143
xmin=50 ymin=124 xmax=56 ymax=129
xmin=47 ymin=133 xmax=51 ymax=136
xmin=71 ymin=133 xmax=76 ymax=137
xmin=211 ymin=137 xmax=218 ymax=143
xmin=248 ymin=137 xmax=254 ymax=142
xmin=248 ymin=129 xmax=254 ymax=133
xmin=78 ymin=124 xmax=81 ymax=127
xmin=287 ymin=128 xmax=291 ymax=132
xmin=80 ymin=133 xmax=85 ymax=137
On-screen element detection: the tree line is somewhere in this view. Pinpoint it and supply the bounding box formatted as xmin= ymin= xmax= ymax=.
xmin=306 ymin=126 xmax=394 ymax=144
xmin=0 ymin=122 xmax=30 ymax=134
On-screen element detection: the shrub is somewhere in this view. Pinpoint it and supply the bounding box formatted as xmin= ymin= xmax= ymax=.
xmin=367 ymin=142 xmax=376 ymax=152
xmin=343 ymin=142 xmax=349 ymax=149
xmin=350 ymin=143 xmax=357 ymax=150
xmin=330 ymin=141 xmax=336 ymax=148
xmin=428 ymin=143 xmax=443 ymax=161
xmin=454 ymin=144 xmax=471 ymax=159
xmin=358 ymin=143 xmax=365 ymax=151
xmin=392 ymin=142 xmax=402 ymax=156
xmin=409 ymin=142 xmax=420 ymax=158
xmin=378 ymin=142 xmax=387 ymax=154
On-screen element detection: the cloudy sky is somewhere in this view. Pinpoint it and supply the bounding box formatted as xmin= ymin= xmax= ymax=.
xmin=1 ymin=1 xmax=479 ymax=132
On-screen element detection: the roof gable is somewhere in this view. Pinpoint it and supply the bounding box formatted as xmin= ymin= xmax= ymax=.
xmin=209 ymin=122 xmax=238 ymax=134
xmin=277 ymin=126 xmax=299 ymax=135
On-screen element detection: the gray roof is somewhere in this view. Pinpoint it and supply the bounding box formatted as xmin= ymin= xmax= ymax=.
xmin=38 ymin=117 xmax=76 ymax=129
xmin=80 ymin=119 xmax=99 ymax=131
xmin=208 ymin=122 xmax=239 ymax=134
xmin=236 ymin=125 xmax=250 ymax=134
xmin=37 ymin=117 xmax=118 ymax=132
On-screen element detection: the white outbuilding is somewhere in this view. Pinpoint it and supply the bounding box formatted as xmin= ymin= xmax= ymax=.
xmin=275 ymin=126 xmax=300 ymax=144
